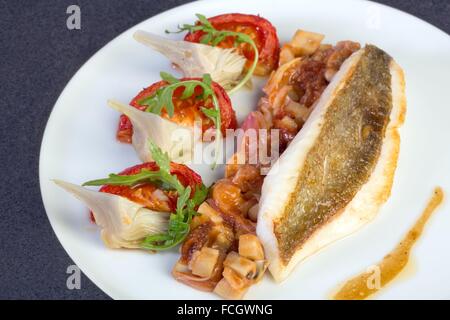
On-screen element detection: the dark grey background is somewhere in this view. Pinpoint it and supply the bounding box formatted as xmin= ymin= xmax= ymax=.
xmin=0 ymin=0 xmax=448 ymax=300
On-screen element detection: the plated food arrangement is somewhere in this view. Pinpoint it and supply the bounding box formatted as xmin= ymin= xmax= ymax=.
xmin=52 ymin=12 xmax=414 ymax=299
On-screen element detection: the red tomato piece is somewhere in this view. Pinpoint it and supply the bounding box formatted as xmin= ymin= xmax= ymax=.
xmin=117 ymin=78 xmax=237 ymax=144
xmin=184 ymin=13 xmax=280 ymax=76
xmin=89 ymin=162 xmax=203 ymax=223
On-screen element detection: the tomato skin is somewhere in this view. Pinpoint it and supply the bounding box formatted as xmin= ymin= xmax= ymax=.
xmin=117 ymin=79 xmax=237 ymax=143
xmin=89 ymin=162 xmax=203 ymax=223
xmin=184 ymin=13 xmax=280 ymax=76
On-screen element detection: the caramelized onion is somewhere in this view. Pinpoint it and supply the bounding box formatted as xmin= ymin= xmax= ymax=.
xmin=247 ymin=203 xmax=259 ymax=222
xmin=211 ymin=180 xmax=246 ymax=215
xmin=284 ymin=98 xmax=311 ymax=124
xmin=253 ymin=260 xmax=269 ymax=283
xmin=264 ymin=58 xmax=302 ymax=100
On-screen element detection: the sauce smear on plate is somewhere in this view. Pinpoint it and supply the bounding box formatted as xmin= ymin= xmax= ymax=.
xmin=333 ymin=187 xmax=444 ymax=300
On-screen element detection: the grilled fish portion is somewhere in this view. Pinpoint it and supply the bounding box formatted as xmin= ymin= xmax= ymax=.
xmin=257 ymin=45 xmax=406 ymax=282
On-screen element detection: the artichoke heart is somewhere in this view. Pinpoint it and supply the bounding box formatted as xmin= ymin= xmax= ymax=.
xmin=54 ymin=180 xmax=169 ymax=249
xmin=133 ymin=31 xmax=246 ymax=90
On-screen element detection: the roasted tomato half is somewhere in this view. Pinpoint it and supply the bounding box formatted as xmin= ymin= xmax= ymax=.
xmin=90 ymin=162 xmax=203 ymax=222
xmin=117 ymin=78 xmax=237 ymax=143
xmin=184 ymin=13 xmax=280 ymax=76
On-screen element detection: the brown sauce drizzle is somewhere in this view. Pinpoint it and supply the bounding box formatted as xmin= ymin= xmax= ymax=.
xmin=333 ymin=187 xmax=444 ymax=300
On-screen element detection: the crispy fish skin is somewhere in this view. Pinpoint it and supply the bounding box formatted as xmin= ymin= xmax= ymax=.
xmin=257 ymin=45 xmax=406 ymax=282
xmin=278 ymin=46 xmax=393 ymax=260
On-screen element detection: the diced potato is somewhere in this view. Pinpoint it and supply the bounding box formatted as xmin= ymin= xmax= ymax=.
xmin=238 ymin=234 xmax=265 ymax=261
xmin=279 ymin=44 xmax=296 ymax=66
xmin=223 ymin=252 xmax=256 ymax=279
xmin=290 ymin=30 xmax=325 ymax=56
xmin=190 ymin=213 xmax=210 ymax=230
xmin=212 ymin=230 xmax=233 ymax=251
xmin=190 ymin=247 xmax=220 ymax=278
xmin=222 ymin=267 xmax=249 ymax=290
xmin=214 ymin=278 xmax=248 ymax=300
xmin=197 ymin=202 xmax=223 ymax=225
xmin=173 ymin=260 xmax=190 ymax=273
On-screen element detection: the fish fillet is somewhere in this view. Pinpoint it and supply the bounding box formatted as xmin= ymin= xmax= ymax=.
xmin=257 ymin=45 xmax=406 ymax=282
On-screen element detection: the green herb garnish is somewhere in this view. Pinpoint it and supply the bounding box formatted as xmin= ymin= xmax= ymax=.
xmin=83 ymin=140 xmax=209 ymax=250
xmin=83 ymin=140 xmax=184 ymax=193
xmin=138 ymin=72 xmax=222 ymax=168
xmin=141 ymin=180 xmax=208 ymax=250
xmin=167 ymin=13 xmax=259 ymax=95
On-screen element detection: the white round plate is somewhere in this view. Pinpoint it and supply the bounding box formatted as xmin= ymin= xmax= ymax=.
xmin=40 ymin=0 xmax=450 ymax=299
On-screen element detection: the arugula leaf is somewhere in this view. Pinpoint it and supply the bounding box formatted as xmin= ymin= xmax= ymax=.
xmin=83 ymin=169 xmax=159 ymax=187
xmin=200 ymin=32 xmax=213 ymax=45
xmin=82 ymin=168 xmax=183 ymax=193
xmin=180 ymin=82 xmax=197 ymax=100
xmin=200 ymin=107 xmax=219 ymax=120
xmin=200 ymin=85 xmax=221 ymax=148
xmin=211 ymin=33 xmax=226 ymax=46
xmin=140 ymin=179 xmax=209 ymax=250
xmin=189 ymin=184 xmax=209 ymax=209
xmin=167 ymin=13 xmax=259 ymax=95
xmin=200 ymin=74 xmax=213 ymax=100
xmin=202 ymin=73 xmax=212 ymax=88
xmin=138 ymin=73 xmax=217 ymax=120
xmin=141 ymin=185 xmax=192 ymax=251
xmin=141 ymin=180 xmax=209 ymax=249
xmin=195 ymin=14 xmax=214 ymax=29
xmin=141 ymin=220 xmax=189 ymax=250
xmin=176 ymin=186 xmax=191 ymax=216
xmin=160 ymin=71 xmax=180 ymax=84
xmin=149 ymin=139 xmax=170 ymax=172
xmin=166 ymin=89 xmax=177 ymax=117
xmin=83 ymin=139 xmax=182 ymax=192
